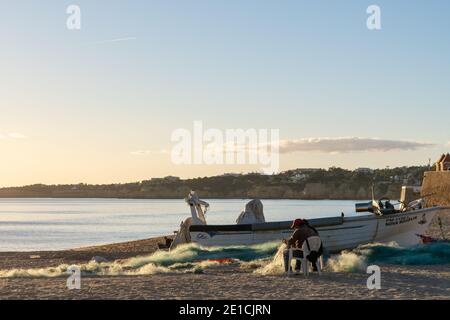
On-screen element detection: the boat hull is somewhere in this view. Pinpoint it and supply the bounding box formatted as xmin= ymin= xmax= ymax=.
xmin=189 ymin=207 xmax=448 ymax=252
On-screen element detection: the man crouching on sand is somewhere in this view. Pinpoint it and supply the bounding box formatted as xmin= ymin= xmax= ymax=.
xmin=283 ymin=219 xmax=321 ymax=273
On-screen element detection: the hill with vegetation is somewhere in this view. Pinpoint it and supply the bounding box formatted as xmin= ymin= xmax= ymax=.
xmin=0 ymin=166 xmax=429 ymax=200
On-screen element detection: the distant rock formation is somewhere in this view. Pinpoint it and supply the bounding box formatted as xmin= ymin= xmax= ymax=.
xmin=0 ymin=166 xmax=427 ymax=200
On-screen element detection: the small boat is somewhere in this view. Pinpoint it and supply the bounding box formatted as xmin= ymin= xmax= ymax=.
xmin=171 ymin=191 xmax=449 ymax=253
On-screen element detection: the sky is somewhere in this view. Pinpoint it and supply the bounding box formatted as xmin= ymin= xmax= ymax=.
xmin=0 ymin=0 xmax=449 ymax=187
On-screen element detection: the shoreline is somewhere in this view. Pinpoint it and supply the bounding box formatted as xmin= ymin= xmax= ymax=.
xmin=0 ymin=196 xmax=369 ymax=200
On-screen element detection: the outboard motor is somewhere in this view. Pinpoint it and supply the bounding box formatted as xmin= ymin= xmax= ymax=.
xmin=170 ymin=191 xmax=210 ymax=250
xmin=236 ymin=199 xmax=265 ymax=224
xmin=355 ymin=200 xmax=381 ymax=215
xmin=186 ymin=190 xmax=209 ymax=225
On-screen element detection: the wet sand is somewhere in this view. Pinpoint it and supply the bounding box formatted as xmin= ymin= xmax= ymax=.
xmin=0 ymin=215 xmax=449 ymax=300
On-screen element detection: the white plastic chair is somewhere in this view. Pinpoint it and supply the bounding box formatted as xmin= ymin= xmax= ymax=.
xmin=287 ymin=237 xmax=323 ymax=276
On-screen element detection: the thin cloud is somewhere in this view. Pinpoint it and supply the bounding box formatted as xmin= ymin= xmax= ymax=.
xmin=0 ymin=133 xmax=26 ymax=139
xmin=276 ymin=137 xmax=433 ymax=154
xmin=92 ymin=37 xmax=136 ymax=45
xmin=130 ymin=149 xmax=168 ymax=156
xmin=154 ymin=137 xmax=433 ymax=157
xmin=8 ymin=133 xmax=26 ymax=139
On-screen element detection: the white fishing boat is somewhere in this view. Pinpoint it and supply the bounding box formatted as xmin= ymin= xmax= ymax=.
xmin=171 ymin=191 xmax=449 ymax=253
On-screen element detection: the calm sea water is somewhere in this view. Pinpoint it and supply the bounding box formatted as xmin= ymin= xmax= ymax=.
xmin=0 ymin=198 xmax=363 ymax=252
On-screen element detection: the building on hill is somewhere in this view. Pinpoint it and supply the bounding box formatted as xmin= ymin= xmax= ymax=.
xmin=164 ymin=176 xmax=181 ymax=181
xmin=436 ymin=153 xmax=450 ymax=171
xmin=289 ymin=173 xmax=308 ymax=182
xmin=355 ymin=167 xmax=373 ymax=174
xmin=151 ymin=176 xmax=181 ymax=183
xmin=221 ymin=173 xmax=242 ymax=177
xmin=300 ymin=168 xmax=322 ymax=172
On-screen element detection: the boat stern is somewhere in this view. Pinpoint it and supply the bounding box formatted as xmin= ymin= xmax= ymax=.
xmin=375 ymin=206 xmax=448 ymax=247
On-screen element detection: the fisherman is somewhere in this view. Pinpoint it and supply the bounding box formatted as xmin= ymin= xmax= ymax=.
xmin=283 ymin=218 xmax=322 ymax=273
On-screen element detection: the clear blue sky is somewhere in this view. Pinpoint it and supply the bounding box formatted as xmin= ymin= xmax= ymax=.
xmin=1 ymin=1 xmax=449 ymax=186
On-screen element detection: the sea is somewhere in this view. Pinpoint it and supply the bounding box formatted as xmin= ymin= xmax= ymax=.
xmin=0 ymin=198 xmax=363 ymax=251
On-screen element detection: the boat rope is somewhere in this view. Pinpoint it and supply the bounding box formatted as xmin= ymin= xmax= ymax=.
xmin=371 ymin=218 xmax=380 ymax=242
xmin=438 ymin=217 xmax=447 ymax=240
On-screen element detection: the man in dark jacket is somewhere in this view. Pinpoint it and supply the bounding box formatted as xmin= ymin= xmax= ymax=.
xmin=283 ymin=219 xmax=320 ymax=273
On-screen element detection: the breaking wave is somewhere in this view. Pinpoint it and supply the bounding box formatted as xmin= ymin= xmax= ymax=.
xmin=0 ymin=242 xmax=280 ymax=278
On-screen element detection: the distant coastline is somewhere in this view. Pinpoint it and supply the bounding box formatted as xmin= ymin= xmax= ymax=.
xmin=0 ymin=166 xmax=428 ymax=200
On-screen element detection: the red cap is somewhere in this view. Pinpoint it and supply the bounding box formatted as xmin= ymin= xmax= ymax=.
xmin=291 ymin=219 xmax=305 ymax=228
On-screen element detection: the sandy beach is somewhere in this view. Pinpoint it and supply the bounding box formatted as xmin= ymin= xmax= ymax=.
xmin=0 ymin=214 xmax=449 ymax=300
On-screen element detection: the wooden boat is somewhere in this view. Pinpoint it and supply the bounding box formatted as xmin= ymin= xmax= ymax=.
xmin=171 ymin=192 xmax=448 ymax=253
